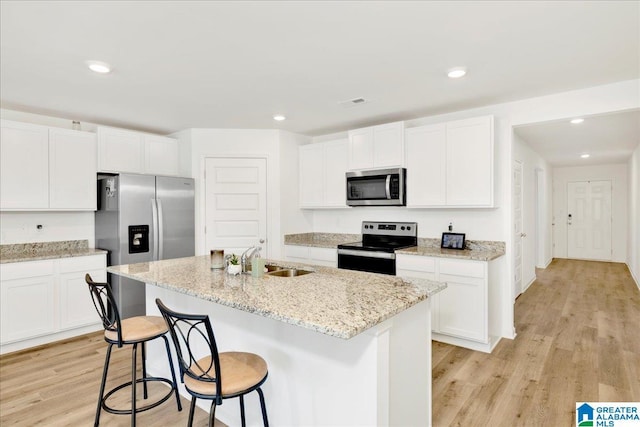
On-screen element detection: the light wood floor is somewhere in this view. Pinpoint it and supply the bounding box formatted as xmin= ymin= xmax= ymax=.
xmin=1 ymin=259 xmax=638 ymax=426
xmin=0 ymin=331 xmax=223 ymax=426
xmin=432 ymin=258 xmax=640 ymax=426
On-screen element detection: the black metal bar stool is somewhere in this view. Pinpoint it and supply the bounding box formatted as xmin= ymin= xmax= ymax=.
xmin=156 ymin=298 xmax=269 ymax=427
xmin=85 ymin=274 xmax=182 ymax=426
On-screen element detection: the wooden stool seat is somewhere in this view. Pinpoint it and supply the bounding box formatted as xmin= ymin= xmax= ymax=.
xmin=104 ymin=316 xmax=168 ymax=343
xmin=185 ymin=352 xmax=268 ymax=397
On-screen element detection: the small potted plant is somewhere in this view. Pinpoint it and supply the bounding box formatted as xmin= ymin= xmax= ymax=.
xmin=227 ymin=254 xmax=241 ymax=275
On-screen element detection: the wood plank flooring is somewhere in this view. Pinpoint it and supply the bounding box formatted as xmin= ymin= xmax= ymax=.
xmin=432 ymin=259 xmax=640 ymax=426
xmin=1 ymin=258 xmax=638 ymax=426
xmin=0 ymin=332 xmax=223 ymax=426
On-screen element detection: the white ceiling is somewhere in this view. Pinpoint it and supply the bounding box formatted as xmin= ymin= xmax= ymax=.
xmin=514 ymin=109 xmax=640 ymax=167
xmin=1 ymin=1 xmax=639 ymax=164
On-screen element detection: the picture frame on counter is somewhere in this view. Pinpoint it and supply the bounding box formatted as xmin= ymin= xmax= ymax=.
xmin=441 ymin=232 xmax=466 ymax=250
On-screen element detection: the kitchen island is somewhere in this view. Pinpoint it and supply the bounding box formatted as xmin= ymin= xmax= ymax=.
xmin=108 ymin=255 xmax=446 ymax=426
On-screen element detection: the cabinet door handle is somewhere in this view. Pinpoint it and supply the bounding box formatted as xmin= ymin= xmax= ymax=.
xmin=520 ymin=232 xmax=527 ymax=237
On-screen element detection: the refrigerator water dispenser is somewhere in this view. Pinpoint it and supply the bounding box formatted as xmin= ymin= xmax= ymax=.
xmin=128 ymin=225 xmax=149 ymax=254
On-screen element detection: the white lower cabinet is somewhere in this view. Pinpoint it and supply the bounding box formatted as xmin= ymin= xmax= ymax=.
xmin=0 ymin=254 xmax=107 ymax=353
xmin=0 ymin=261 xmax=56 ymax=344
xmin=397 ymin=254 xmax=498 ymax=353
xmin=284 ymin=245 xmax=337 ymax=267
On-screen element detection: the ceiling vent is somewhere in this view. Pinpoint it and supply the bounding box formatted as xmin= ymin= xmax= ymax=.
xmin=338 ymin=97 xmax=369 ymax=108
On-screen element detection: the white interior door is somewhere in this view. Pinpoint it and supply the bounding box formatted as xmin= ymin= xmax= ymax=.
xmin=567 ymin=180 xmax=612 ymax=261
xmin=513 ymin=160 xmax=524 ymax=300
xmin=205 ymin=158 xmax=267 ymax=258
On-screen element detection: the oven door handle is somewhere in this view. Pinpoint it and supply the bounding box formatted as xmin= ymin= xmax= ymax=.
xmin=385 ymin=175 xmax=391 ymax=199
xmin=338 ymin=249 xmax=396 ymax=260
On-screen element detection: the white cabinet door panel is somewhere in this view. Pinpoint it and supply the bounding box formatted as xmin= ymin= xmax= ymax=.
xmin=299 ymin=144 xmax=324 ymax=207
xmin=144 ymin=135 xmax=179 ymax=176
xmin=436 ymin=275 xmax=486 ymax=342
xmin=348 ymin=127 xmax=374 ymax=170
xmin=405 ymin=124 xmax=446 ymax=206
xmin=1 ymin=275 xmax=55 ymax=344
xmin=373 ymin=122 xmax=404 ymax=168
xmin=49 ymin=129 xmax=97 ymax=209
xmin=0 ymin=121 xmax=49 ymax=209
xmin=97 ymin=127 xmax=144 ymax=173
xmin=446 ymin=116 xmax=493 ymax=206
xmin=323 ymin=139 xmax=348 ymax=207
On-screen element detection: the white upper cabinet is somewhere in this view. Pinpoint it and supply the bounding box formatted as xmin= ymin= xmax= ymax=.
xmin=97 ymin=127 xmax=145 ymax=173
xmin=299 ymin=139 xmax=348 ymax=208
xmin=446 ymin=116 xmax=494 ymax=207
xmin=405 ymin=115 xmax=494 ymax=208
xmin=405 ymin=124 xmax=447 ymax=206
xmin=0 ymin=120 xmax=96 ymax=211
xmin=323 ymin=139 xmax=349 ymax=207
xmin=299 ymin=143 xmax=324 ymax=207
xmin=0 ymin=121 xmax=49 ymax=209
xmin=348 ymin=121 xmax=404 ymax=170
xmin=97 ymin=126 xmax=179 ymax=176
xmin=49 ymin=128 xmax=97 ymax=210
xmin=144 ymin=134 xmax=180 ymax=176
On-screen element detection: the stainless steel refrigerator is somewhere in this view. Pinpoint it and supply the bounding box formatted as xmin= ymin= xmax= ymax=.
xmin=95 ymin=174 xmax=195 ymax=318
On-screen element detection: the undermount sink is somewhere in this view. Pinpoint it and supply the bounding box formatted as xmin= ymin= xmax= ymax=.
xmin=244 ymin=264 xmax=283 ymax=274
xmin=266 ymin=268 xmax=313 ymax=277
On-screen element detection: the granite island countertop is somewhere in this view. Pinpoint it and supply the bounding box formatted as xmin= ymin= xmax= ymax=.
xmin=108 ymin=255 xmax=446 ymax=340
xmin=0 ymin=240 xmax=107 ymax=264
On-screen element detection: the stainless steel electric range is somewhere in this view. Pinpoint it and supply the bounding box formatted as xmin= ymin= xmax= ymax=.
xmin=337 ymin=221 xmax=418 ymax=275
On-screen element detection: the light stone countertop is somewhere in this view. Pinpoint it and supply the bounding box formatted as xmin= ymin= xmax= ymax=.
xmin=0 ymin=240 xmax=107 ymax=264
xmin=284 ymin=232 xmax=360 ymax=248
xmin=395 ymin=246 xmax=504 ymax=261
xmin=107 ymin=255 xmax=446 ymax=340
xmin=284 ymin=233 xmax=505 ymax=261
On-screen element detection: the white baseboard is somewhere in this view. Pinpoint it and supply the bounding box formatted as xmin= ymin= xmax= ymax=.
xmin=432 ymin=332 xmax=501 ymax=354
xmin=627 ymin=263 xmax=639 ymax=291
xmin=0 ymin=323 xmax=102 ymax=355
xmin=522 ymin=275 xmax=536 ymax=293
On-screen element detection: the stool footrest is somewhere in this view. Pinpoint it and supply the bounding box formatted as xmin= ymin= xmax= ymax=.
xmin=102 ymin=376 xmax=177 ymax=416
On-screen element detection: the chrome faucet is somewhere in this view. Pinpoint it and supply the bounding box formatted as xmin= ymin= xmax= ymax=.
xmin=241 ymin=246 xmax=259 ymax=273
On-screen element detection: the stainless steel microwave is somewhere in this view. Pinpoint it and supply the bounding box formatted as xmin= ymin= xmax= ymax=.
xmin=346 ymin=168 xmax=406 ymax=206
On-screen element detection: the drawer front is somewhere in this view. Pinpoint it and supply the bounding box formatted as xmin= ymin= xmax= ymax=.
xmin=0 ymin=260 xmax=55 ymax=281
xmin=308 ymin=247 xmax=337 ymax=263
xmin=439 ymin=259 xmax=485 ymax=278
xmin=396 ymin=254 xmax=436 ymax=273
xmin=58 ymin=254 xmax=106 ymax=273
xmin=284 ymin=245 xmax=309 ymax=259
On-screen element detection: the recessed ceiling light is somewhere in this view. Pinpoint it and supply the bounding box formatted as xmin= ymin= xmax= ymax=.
xmin=581 ymin=153 xmax=590 ymax=158
xmin=447 ymin=68 xmax=466 ymax=79
xmin=273 ymin=115 xmax=286 ymax=121
xmin=86 ymin=60 xmax=111 ymax=74
xmin=570 ymin=118 xmax=584 ymax=124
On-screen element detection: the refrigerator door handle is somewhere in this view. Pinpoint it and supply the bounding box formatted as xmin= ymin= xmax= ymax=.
xmin=157 ymin=198 xmax=164 ymax=260
xmin=151 ymin=198 xmax=159 ymax=261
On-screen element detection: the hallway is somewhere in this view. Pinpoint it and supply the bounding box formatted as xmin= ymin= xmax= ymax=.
xmin=432 ymin=258 xmax=640 ymax=426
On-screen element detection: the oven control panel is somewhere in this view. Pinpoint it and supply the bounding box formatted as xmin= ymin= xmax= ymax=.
xmin=361 ymin=221 xmax=417 ymax=237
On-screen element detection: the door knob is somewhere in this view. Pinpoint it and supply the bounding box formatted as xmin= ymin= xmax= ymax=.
xmin=520 ymin=232 xmax=527 ymax=237
xmin=259 ymin=239 xmax=265 ymax=244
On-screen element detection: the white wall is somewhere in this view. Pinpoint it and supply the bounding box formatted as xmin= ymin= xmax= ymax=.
xmin=0 ymin=212 xmax=95 ymax=246
xmin=311 ymin=79 xmax=639 ymax=341
xmin=553 ymin=164 xmax=628 ymax=262
xmin=173 ymin=128 xmax=311 ymax=260
xmin=628 ymin=144 xmax=640 ymax=288
xmin=512 ymin=132 xmax=553 ymax=292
